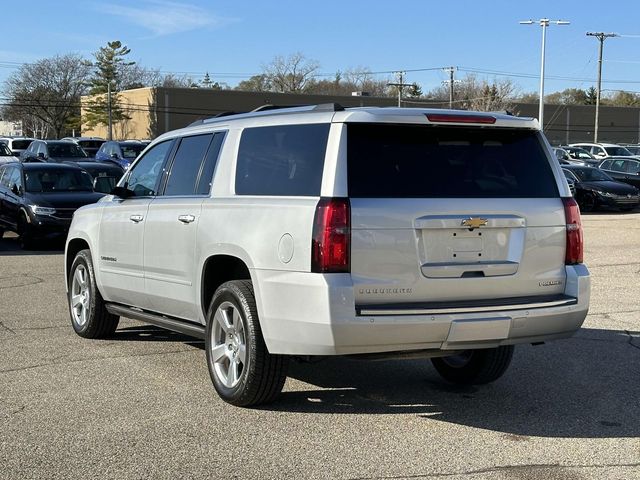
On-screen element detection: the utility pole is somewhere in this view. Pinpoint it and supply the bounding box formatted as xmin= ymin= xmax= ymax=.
xmin=587 ymin=32 xmax=618 ymax=142
xmin=387 ymin=71 xmax=412 ymax=107
xmin=107 ymin=81 xmax=113 ymax=141
xmin=442 ymin=66 xmax=459 ymax=109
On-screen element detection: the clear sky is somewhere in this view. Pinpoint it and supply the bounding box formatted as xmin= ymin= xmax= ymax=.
xmin=2 ymin=0 xmax=639 ymax=97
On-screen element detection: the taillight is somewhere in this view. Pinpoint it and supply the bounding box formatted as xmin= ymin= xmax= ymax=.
xmin=311 ymin=198 xmax=350 ymax=273
xmin=563 ymin=197 xmax=583 ymax=264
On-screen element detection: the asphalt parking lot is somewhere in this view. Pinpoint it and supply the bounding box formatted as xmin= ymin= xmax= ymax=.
xmin=1 ymin=212 xmax=639 ymax=480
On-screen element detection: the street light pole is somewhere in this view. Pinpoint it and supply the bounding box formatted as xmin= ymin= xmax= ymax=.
xmin=587 ymin=32 xmax=618 ymax=142
xmin=520 ymin=19 xmax=570 ymax=131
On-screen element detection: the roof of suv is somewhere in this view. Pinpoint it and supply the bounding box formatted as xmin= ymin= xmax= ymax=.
xmin=156 ymin=105 xmax=538 ymax=143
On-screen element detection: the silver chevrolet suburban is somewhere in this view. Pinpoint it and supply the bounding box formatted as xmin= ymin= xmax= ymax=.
xmin=65 ymin=105 xmax=590 ymax=406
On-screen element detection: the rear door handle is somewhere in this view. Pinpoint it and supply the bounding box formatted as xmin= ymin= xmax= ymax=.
xmin=178 ymin=214 xmax=196 ymax=224
xmin=129 ymin=214 xmax=144 ymax=223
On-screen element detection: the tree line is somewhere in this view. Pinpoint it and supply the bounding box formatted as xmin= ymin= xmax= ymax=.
xmin=3 ymin=43 xmax=640 ymax=139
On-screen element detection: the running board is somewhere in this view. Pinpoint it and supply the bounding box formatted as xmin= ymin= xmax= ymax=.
xmin=105 ymin=303 xmax=206 ymax=339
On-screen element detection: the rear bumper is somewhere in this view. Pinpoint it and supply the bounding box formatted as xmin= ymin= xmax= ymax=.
xmin=253 ymin=264 xmax=590 ymax=355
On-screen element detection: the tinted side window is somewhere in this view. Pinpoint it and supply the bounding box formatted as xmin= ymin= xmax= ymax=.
xmin=126 ymin=140 xmax=173 ymax=197
xmin=164 ymin=134 xmax=213 ymax=196
xmin=347 ymin=124 xmax=559 ymax=198
xmin=236 ymin=124 xmax=330 ymax=196
xmin=610 ymin=160 xmax=626 ymax=172
xmin=627 ymin=161 xmax=640 ymax=174
xmin=196 ymin=132 xmax=225 ymax=195
xmin=599 ymin=160 xmax=612 ymax=169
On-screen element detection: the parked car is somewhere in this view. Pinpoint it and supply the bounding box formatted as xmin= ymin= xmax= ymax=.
xmin=0 ymin=137 xmax=36 ymax=157
xmin=73 ymin=161 xmax=125 ymax=194
xmin=562 ymin=165 xmax=640 ymax=212
xmin=561 ymin=146 xmax=600 ymax=166
xmin=61 ymin=137 xmax=106 ymax=157
xmin=95 ymin=140 xmax=146 ymax=170
xmin=598 ymin=156 xmax=640 ymax=189
xmin=0 ymin=162 xmax=105 ymax=248
xmin=0 ymin=142 xmax=20 ymax=165
xmin=65 ymin=105 xmax=589 ymax=407
xmin=569 ymin=142 xmax=635 ymax=159
xmin=20 ymin=140 xmax=91 ymax=163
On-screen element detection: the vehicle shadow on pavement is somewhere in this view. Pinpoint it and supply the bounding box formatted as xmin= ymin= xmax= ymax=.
xmin=0 ymin=235 xmax=64 ymax=256
xmin=266 ymin=327 xmax=640 ymax=439
xmin=113 ymin=325 xmax=204 ymax=348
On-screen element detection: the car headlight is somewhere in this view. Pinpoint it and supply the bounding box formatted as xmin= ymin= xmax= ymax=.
xmin=594 ymin=190 xmax=613 ymax=197
xmin=29 ymin=205 xmax=56 ymax=215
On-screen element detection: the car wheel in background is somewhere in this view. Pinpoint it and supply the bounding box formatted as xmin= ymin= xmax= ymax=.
xmin=579 ymin=192 xmax=597 ymax=212
xmin=17 ymin=214 xmax=35 ymax=250
xmin=431 ymin=345 xmax=515 ymax=385
xmin=205 ymin=280 xmax=289 ymax=407
xmin=68 ymin=249 xmax=119 ymax=338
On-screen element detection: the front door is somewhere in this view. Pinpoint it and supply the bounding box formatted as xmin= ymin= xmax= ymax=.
xmin=97 ymin=139 xmax=174 ymax=308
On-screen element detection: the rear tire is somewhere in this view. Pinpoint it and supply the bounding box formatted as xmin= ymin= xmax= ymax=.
xmin=205 ymin=280 xmax=289 ymax=407
xmin=431 ymin=345 xmax=514 ymax=385
xmin=68 ymin=249 xmax=119 ymax=338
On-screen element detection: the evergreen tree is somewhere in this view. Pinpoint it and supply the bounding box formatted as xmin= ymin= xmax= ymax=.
xmin=83 ymin=41 xmax=134 ymax=132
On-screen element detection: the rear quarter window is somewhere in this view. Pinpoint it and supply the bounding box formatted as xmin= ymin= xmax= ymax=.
xmin=347 ymin=124 xmax=559 ymax=198
xmin=235 ymin=124 xmax=329 ymax=196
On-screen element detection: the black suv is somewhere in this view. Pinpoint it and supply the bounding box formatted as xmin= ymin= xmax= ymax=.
xmin=20 ymin=140 xmax=90 ymax=163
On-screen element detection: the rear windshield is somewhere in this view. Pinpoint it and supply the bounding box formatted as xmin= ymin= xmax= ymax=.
xmin=120 ymin=144 xmax=145 ymax=158
xmin=568 ymin=168 xmax=612 ymax=182
xmin=78 ymin=140 xmax=105 ymax=149
xmin=25 ymin=169 xmax=93 ymax=192
xmin=48 ymin=143 xmax=88 ymax=158
xmin=347 ymin=124 xmax=559 ymax=198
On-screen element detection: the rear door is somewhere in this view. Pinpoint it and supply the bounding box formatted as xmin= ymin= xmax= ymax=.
xmin=346 ymin=123 xmax=567 ymax=310
xmin=143 ymin=132 xmax=225 ymax=320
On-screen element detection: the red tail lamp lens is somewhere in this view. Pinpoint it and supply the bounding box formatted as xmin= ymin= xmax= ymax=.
xmin=311 ymin=198 xmax=350 ymax=273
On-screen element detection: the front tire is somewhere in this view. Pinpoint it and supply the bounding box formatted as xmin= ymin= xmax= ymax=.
xmin=17 ymin=214 xmax=35 ymax=250
xmin=68 ymin=249 xmax=119 ymax=338
xmin=205 ymin=280 xmax=289 ymax=407
xmin=431 ymin=345 xmax=514 ymax=385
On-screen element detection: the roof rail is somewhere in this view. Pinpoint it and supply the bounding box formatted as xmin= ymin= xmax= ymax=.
xmin=251 ymin=104 xmax=305 ymax=112
xmin=188 ymin=111 xmax=240 ymax=126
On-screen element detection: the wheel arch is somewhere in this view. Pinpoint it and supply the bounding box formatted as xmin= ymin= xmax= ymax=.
xmin=65 ymin=238 xmax=91 ymax=291
xmin=200 ymin=254 xmax=253 ymax=320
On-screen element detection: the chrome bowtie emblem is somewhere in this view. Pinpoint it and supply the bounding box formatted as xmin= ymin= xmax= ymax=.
xmin=461 ymin=217 xmax=488 ymax=229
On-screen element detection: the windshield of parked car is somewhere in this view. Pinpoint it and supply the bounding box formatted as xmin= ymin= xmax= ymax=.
xmin=0 ymin=143 xmax=12 ymax=156
xmin=625 ymin=146 xmax=640 ymax=155
xmin=24 ymin=169 xmax=93 ymax=192
xmin=569 ymin=168 xmax=613 ymax=182
xmin=604 ymin=146 xmax=632 ymax=156
xmin=11 ymin=140 xmax=33 ymax=150
xmin=120 ymin=144 xmax=145 ymax=158
xmin=567 ymin=147 xmax=595 ymax=159
xmin=48 ymin=143 xmax=88 ymax=158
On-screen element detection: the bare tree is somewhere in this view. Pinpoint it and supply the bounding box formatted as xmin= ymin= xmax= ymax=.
xmin=3 ymin=53 xmax=91 ymax=138
xmin=427 ymin=74 xmax=517 ymax=112
xmin=235 ymin=74 xmax=272 ymax=92
xmin=263 ymin=53 xmax=320 ymax=93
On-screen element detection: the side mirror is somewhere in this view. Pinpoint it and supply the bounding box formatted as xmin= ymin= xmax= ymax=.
xmin=93 ymin=176 xmax=117 ymax=194
xmin=110 ymin=153 xmax=119 ymax=159
xmin=37 ymin=152 xmax=45 ymax=159
xmin=11 ymin=183 xmax=22 ymax=196
xmin=111 ymin=185 xmax=134 ymax=198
